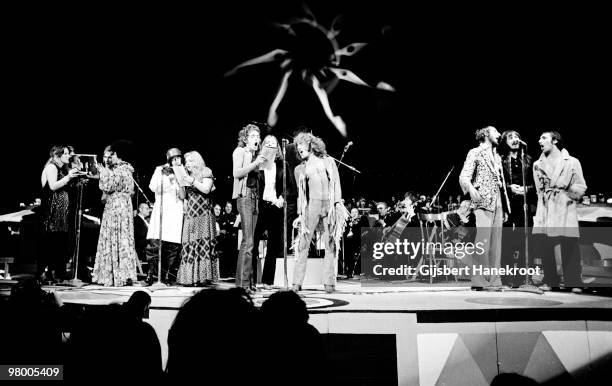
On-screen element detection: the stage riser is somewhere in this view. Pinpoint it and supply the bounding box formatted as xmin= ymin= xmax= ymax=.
xmin=272 ymin=257 xmax=324 ymax=286
xmin=145 ymin=310 xmax=612 ymax=385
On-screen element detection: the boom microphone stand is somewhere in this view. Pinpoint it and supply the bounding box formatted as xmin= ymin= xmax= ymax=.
xmin=282 ymin=139 xmax=289 ymax=289
xmin=131 ymin=173 xmax=153 ymax=207
xmin=516 ymin=142 xmax=543 ymax=294
xmin=150 ymin=168 xmax=167 ymax=289
xmin=65 ymin=178 xmax=87 ymax=287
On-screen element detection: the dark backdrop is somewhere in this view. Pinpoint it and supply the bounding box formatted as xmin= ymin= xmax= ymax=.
xmin=2 ymin=2 xmax=610 ymax=213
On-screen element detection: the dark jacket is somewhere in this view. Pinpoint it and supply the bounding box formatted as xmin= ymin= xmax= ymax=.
xmin=134 ymin=215 xmax=149 ymax=257
xmin=501 ymin=152 xmax=537 ymax=217
xmin=258 ymin=158 xmax=297 ymax=201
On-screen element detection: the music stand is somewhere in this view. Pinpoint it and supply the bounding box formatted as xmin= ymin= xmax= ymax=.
xmin=64 ymin=154 xmax=99 ymax=287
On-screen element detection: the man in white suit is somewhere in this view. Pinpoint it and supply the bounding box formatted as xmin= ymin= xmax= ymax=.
xmin=145 ymin=148 xmax=185 ymax=284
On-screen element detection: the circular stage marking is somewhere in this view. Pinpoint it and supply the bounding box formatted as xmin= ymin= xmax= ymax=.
xmin=465 ymin=297 xmax=564 ymax=307
xmin=253 ymin=297 xmax=349 ymax=309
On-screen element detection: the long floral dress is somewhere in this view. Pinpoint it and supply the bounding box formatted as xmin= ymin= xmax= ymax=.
xmin=177 ymin=168 xmax=219 ymax=285
xmin=92 ymin=162 xmax=139 ymax=286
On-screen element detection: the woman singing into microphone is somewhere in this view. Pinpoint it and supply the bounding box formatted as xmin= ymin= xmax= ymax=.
xmin=92 ymin=141 xmax=139 ymax=287
xmin=176 ymin=151 xmax=219 ymax=286
xmin=39 ymin=145 xmax=80 ymax=283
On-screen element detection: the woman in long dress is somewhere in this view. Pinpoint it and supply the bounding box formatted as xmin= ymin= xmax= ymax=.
xmin=92 ymin=145 xmax=139 ymax=286
xmin=176 ymin=151 xmax=219 ymax=286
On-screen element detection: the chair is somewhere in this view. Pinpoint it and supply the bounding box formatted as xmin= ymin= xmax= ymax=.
xmin=417 ymin=212 xmax=458 ymax=283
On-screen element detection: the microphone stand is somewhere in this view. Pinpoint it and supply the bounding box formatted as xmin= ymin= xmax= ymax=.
xmin=335 ymin=146 xmax=357 ymax=280
xmin=150 ymin=169 xmax=167 ymax=289
xmin=131 ymin=173 xmax=153 ymax=207
xmin=282 ymin=139 xmax=289 ymax=289
xmin=339 ymin=145 xmax=349 ymax=278
xmin=514 ymin=143 xmax=543 ymax=294
xmin=330 ymin=155 xmax=361 ymax=174
xmin=65 ymin=178 xmax=86 ymax=287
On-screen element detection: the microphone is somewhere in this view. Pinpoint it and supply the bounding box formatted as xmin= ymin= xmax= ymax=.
xmin=517 ymin=139 xmax=527 ymax=147
xmin=344 ymin=141 xmax=353 ymax=152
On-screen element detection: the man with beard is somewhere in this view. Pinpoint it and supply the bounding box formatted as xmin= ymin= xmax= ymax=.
xmin=499 ymin=130 xmax=536 ymax=287
xmin=459 ymin=126 xmax=510 ymax=290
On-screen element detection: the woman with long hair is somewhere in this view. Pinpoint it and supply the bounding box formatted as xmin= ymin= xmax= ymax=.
xmin=254 ymin=134 xmax=288 ymax=289
xmin=39 ymin=145 xmax=80 ymax=283
xmin=176 ymin=151 xmax=219 ymax=285
xmin=92 ymin=141 xmax=139 ymax=286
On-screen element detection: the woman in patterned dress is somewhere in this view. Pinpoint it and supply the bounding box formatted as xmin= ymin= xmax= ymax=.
xmin=92 ymin=143 xmax=139 ymax=286
xmin=39 ymin=145 xmax=80 ymax=283
xmin=176 ymin=151 xmax=219 ymax=286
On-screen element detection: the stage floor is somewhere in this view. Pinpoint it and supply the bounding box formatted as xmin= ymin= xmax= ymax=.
xmin=50 ymin=280 xmax=612 ymax=385
xmin=51 ymin=279 xmax=612 ymax=312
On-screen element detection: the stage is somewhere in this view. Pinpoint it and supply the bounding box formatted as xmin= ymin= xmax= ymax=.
xmin=51 ymin=280 xmax=612 ymax=385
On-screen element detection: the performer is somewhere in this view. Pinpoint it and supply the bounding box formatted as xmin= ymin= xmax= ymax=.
xmin=92 ymin=142 xmax=139 ymax=287
xmin=533 ymin=131 xmax=587 ymax=292
xmin=218 ymin=201 xmax=238 ymax=278
xmin=232 ymin=123 xmax=266 ymax=291
xmin=134 ymin=203 xmax=151 ymax=265
xmin=253 ymin=134 xmax=293 ymax=289
xmin=343 ymin=207 xmax=371 ymax=278
xmin=292 ymin=132 xmax=349 ymax=293
xmin=100 ymin=145 xmax=113 ymax=205
xmin=39 ymin=145 xmax=80 ymax=283
xmin=146 ymin=148 xmax=185 ymax=285
xmin=499 ymin=130 xmax=536 ymax=287
xmin=459 ymin=126 xmax=510 ymax=290
xmin=176 ymin=151 xmax=219 ymax=286
xmin=444 ymin=200 xmax=477 ymax=244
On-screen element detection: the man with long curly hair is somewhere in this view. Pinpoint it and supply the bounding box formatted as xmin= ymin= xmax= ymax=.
xmin=292 ymin=132 xmax=349 ymax=293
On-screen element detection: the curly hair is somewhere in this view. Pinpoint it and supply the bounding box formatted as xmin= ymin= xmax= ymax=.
xmin=475 ymin=126 xmax=496 ymax=143
xmin=48 ymin=145 xmax=67 ymax=160
xmin=110 ymin=140 xmax=134 ymax=164
xmin=294 ymin=132 xmax=327 ymax=158
xmin=184 ymin=151 xmax=207 ymax=181
xmin=237 ymin=123 xmax=261 ymax=147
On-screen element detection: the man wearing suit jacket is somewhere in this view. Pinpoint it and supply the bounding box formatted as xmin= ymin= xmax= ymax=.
xmin=499 ymin=130 xmax=536 ymax=287
xmin=460 ymin=126 xmax=510 ymax=290
xmin=253 ymin=135 xmax=297 ymax=289
xmin=134 ymin=203 xmax=151 ymax=265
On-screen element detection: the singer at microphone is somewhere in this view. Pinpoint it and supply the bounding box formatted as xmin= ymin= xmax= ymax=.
xmin=145 ymin=147 xmax=185 ymax=285
xmin=499 ymin=129 xmax=536 ymax=287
